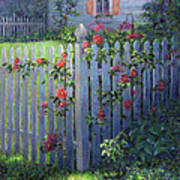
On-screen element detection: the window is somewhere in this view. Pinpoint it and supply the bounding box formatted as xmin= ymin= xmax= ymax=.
xmin=97 ymin=0 xmax=110 ymax=14
xmin=86 ymin=0 xmax=120 ymax=16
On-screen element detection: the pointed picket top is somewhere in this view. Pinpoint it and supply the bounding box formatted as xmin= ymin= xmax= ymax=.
xmin=2 ymin=47 xmax=7 ymax=63
xmin=32 ymin=45 xmax=36 ymax=60
xmin=40 ymin=46 xmax=44 ymax=57
xmin=16 ymin=47 xmax=21 ymax=58
xmin=58 ymin=44 xmax=64 ymax=56
xmin=144 ymin=41 xmax=150 ymax=54
xmin=49 ymin=46 xmax=55 ymax=60
xmin=153 ymin=40 xmax=159 ymax=60
xmin=114 ymin=41 xmax=120 ymax=51
xmin=104 ymin=42 xmax=109 ymax=52
xmin=92 ymin=43 xmax=98 ymax=58
xmin=124 ymin=41 xmax=130 ymax=64
xmin=24 ymin=46 xmax=29 ymax=61
xmin=133 ymin=40 xmax=140 ymax=50
xmin=9 ymin=47 xmax=14 ymax=64
xmin=171 ymin=36 xmax=177 ymax=50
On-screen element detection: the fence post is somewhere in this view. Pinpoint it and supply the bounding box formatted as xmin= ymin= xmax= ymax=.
xmin=75 ymin=24 xmax=90 ymax=171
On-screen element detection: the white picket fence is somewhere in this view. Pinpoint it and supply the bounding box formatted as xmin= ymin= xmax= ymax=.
xmin=0 ymin=38 xmax=179 ymax=171
xmin=0 ymin=14 xmax=46 ymax=38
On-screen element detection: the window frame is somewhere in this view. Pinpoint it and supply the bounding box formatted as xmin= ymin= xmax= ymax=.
xmin=94 ymin=0 xmax=112 ymax=16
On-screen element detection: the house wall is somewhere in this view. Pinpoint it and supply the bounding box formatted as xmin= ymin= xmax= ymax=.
xmin=48 ymin=0 xmax=152 ymax=29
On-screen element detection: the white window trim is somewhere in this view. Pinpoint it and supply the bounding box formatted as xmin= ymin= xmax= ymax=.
xmin=94 ymin=0 xmax=113 ymax=16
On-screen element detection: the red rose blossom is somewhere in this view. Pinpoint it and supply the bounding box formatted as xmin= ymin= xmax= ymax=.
xmin=56 ymin=87 xmax=67 ymax=99
xmin=36 ymin=58 xmax=43 ymax=65
xmin=14 ymin=57 xmax=20 ymax=64
xmin=151 ymin=106 xmax=156 ymax=112
xmin=61 ymin=52 xmax=67 ymax=58
xmin=56 ymin=59 xmax=66 ymax=68
xmin=128 ymin=33 xmax=135 ymax=39
xmin=83 ymin=41 xmax=91 ymax=48
xmin=41 ymin=102 xmax=48 ymax=108
xmin=157 ymin=80 xmax=166 ymax=92
xmin=43 ymin=141 xmax=53 ymax=152
xmin=97 ymin=109 xmax=106 ymax=119
xmin=130 ymin=69 xmax=138 ymax=77
xmin=13 ymin=65 xmax=19 ymax=70
xmin=121 ymin=74 xmax=130 ymax=83
xmin=60 ymin=101 xmax=68 ymax=108
xmin=93 ymin=34 xmax=103 ymax=45
xmin=166 ymin=54 xmax=171 ymax=60
xmin=48 ymin=133 xmax=58 ymax=145
xmin=123 ymin=100 xmax=133 ymax=111
xmin=112 ymin=65 xmax=120 ymax=71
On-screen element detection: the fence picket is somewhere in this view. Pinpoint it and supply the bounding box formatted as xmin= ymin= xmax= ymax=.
xmin=21 ymin=47 xmax=29 ymax=159
xmin=102 ymin=42 xmax=111 ymax=140
xmin=112 ymin=41 xmax=121 ymax=137
xmin=1 ymin=47 xmax=7 ymax=152
xmin=91 ymin=44 xmax=101 ymax=165
xmin=170 ymin=37 xmax=178 ymax=99
xmin=48 ymin=46 xmax=56 ymax=163
xmin=143 ymin=41 xmax=151 ymax=116
xmin=75 ymin=43 xmax=89 ymax=171
xmin=152 ymin=40 xmax=160 ymax=110
xmin=31 ymin=45 xmax=37 ymax=161
xmin=123 ymin=42 xmax=131 ymax=129
xmin=133 ymin=40 xmax=141 ymax=122
xmin=161 ymin=39 xmax=168 ymax=106
xmin=57 ymin=44 xmax=65 ymax=168
xmin=65 ymin=43 xmax=74 ymax=170
xmin=8 ymin=47 xmax=14 ymax=154
xmin=14 ymin=47 xmax=21 ymax=154
xmin=39 ymin=46 xmax=46 ymax=164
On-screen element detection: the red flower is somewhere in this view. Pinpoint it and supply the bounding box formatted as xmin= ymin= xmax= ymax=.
xmin=121 ymin=74 xmax=130 ymax=83
xmin=132 ymin=88 xmax=135 ymax=95
xmin=93 ymin=34 xmax=103 ymax=45
xmin=94 ymin=25 xmax=100 ymax=32
xmin=56 ymin=59 xmax=66 ymax=68
xmin=151 ymin=106 xmax=156 ymax=112
xmin=112 ymin=65 xmax=120 ymax=71
xmin=166 ymin=54 xmax=171 ymax=60
xmin=128 ymin=33 xmax=135 ymax=39
xmin=157 ymin=80 xmax=166 ymax=92
xmin=130 ymin=69 xmax=138 ymax=77
xmin=64 ymin=14 xmax=67 ymax=19
xmin=13 ymin=65 xmax=19 ymax=70
xmin=48 ymin=133 xmax=58 ymax=145
xmin=43 ymin=141 xmax=53 ymax=152
xmin=83 ymin=41 xmax=91 ymax=48
xmin=61 ymin=52 xmax=67 ymax=58
xmin=98 ymin=23 xmax=105 ymax=31
xmin=60 ymin=101 xmax=68 ymax=108
xmin=135 ymin=33 xmax=143 ymax=38
xmin=123 ymin=100 xmax=133 ymax=111
xmin=56 ymin=87 xmax=67 ymax=99
xmin=14 ymin=57 xmax=20 ymax=64
xmin=36 ymin=58 xmax=43 ymax=65
xmin=97 ymin=109 xmax=106 ymax=119
xmin=52 ymin=15 xmax=57 ymax=22
xmin=41 ymin=102 xmax=48 ymax=108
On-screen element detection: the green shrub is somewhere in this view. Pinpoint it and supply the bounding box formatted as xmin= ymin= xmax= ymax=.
xmin=100 ymin=99 xmax=180 ymax=178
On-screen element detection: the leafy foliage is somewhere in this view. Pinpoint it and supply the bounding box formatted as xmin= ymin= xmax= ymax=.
xmin=138 ymin=0 xmax=180 ymax=40
xmin=100 ymin=99 xmax=180 ymax=178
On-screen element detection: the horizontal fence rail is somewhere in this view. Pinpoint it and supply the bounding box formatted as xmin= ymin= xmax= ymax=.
xmin=0 ymin=38 xmax=179 ymax=171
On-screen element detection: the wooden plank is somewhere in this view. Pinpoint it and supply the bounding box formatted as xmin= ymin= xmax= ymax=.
xmin=133 ymin=40 xmax=141 ymax=122
xmin=102 ymin=42 xmax=111 ymax=140
xmin=170 ymin=37 xmax=178 ymax=100
xmin=57 ymin=44 xmax=65 ymax=168
xmin=65 ymin=43 xmax=74 ymax=170
xmin=143 ymin=41 xmax=151 ymax=117
xmin=31 ymin=45 xmax=37 ymax=161
xmin=14 ymin=47 xmax=21 ymax=154
xmin=112 ymin=41 xmax=121 ymax=137
xmin=91 ymin=44 xmax=101 ymax=166
xmin=152 ymin=40 xmax=160 ymax=111
xmin=0 ymin=47 xmax=7 ymax=152
xmin=39 ymin=46 xmax=46 ymax=164
xmin=48 ymin=46 xmax=56 ymax=163
xmin=7 ymin=47 xmax=14 ymax=154
xmin=22 ymin=46 xmax=29 ymax=160
xmin=75 ymin=43 xmax=89 ymax=171
xmin=161 ymin=39 xmax=168 ymax=106
xmin=122 ymin=42 xmax=131 ymax=129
